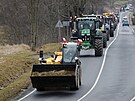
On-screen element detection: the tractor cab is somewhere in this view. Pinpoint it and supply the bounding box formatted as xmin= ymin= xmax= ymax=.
xmin=62 ymin=43 xmax=80 ymax=63
xmin=76 ymin=17 xmax=101 ymax=38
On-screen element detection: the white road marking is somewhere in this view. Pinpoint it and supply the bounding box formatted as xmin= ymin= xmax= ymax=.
xmin=119 ymin=32 xmax=133 ymax=35
xmin=130 ymin=96 xmax=135 ymax=101
xmin=77 ymin=23 xmax=120 ymax=101
xmin=129 ymin=26 xmax=135 ymax=33
xmin=17 ymin=89 xmax=36 ymax=101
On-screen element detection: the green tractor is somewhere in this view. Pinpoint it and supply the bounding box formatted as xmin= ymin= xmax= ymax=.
xmin=82 ymin=14 xmax=107 ymax=48
xmin=72 ymin=17 xmax=103 ymax=56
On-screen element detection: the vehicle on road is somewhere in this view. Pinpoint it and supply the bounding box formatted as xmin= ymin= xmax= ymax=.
xmin=30 ymin=42 xmax=82 ymax=91
xmin=82 ymin=14 xmax=107 ymax=48
xmin=103 ymin=13 xmax=117 ymax=38
xmin=71 ymin=16 xmax=104 ymax=56
xmin=122 ymin=20 xmax=129 ymax=26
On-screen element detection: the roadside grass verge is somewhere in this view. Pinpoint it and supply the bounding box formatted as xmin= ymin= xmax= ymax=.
xmin=0 ymin=72 xmax=31 ymax=101
xmin=0 ymin=43 xmax=60 ymax=101
xmin=36 ymin=43 xmax=61 ymax=54
xmin=0 ymin=45 xmax=37 ymax=101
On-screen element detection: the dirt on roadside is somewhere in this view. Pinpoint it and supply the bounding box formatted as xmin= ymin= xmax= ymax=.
xmin=0 ymin=43 xmax=60 ymax=101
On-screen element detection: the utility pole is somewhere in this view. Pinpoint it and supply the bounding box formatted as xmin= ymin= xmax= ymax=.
xmin=67 ymin=6 xmax=69 ymax=40
xmin=30 ymin=0 xmax=39 ymax=51
xmin=58 ymin=0 xmax=61 ymax=42
xmin=55 ymin=2 xmax=63 ymax=42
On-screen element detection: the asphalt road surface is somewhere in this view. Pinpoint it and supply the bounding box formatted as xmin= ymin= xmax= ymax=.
xmin=14 ymin=11 xmax=135 ymax=101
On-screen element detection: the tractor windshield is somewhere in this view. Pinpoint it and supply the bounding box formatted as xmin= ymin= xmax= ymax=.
xmin=78 ymin=20 xmax=95 ymax=30
xmin=63 ymin=44 xmax=77 ymax=62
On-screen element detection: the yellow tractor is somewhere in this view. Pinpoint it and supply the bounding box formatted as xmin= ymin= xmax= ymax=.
xmin=30 ymin=42 xmax=82 ymax=91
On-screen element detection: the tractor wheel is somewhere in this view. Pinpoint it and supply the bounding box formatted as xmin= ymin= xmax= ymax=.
xmin=36 ymin=88 xmax=44 ymax=91
xmin=79 ymin=66 xmax=82 ymax=86
xmin=70 ymin=68 xmax=80 ymax=90
xmin=103 ymin=33 xmax=107 ymax=48
xmin=107 ymin=32 xmax=110 ymax=41
xmin=95 ymin=39 xmax=103 ymax=56
xmin=110 ymin=30 xmax=114 ymax=37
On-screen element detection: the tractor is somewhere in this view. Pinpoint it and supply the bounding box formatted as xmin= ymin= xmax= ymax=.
xmin=30 ymin=42 xmax=82 ymax=91
xmin=82 ymin=14 xmax=107 ymax=48
xmin=71 ymin=17 xmax=103 ymax=56
xmin=103 ymin=13 xmax=118 ymax=38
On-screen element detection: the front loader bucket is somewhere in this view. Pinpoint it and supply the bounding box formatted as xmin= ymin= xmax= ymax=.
xmin=30 ymin=63 xmax=77 ymax=89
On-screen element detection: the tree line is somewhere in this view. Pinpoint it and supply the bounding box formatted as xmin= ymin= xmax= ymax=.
xmin=0 ymin=0 xmax=118 ymax=48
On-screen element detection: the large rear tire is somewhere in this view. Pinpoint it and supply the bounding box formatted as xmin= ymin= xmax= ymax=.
xmin=107 ymin=31 xmax=110 ymax=41
xmin=36 ymin=88 xmax=44 ymax=91
xmin=110 ymin=30 xmax=114 ymax=37
xmin=103 ymin=33 xmax=107 ymax=48
xmin=95 ymin=39 xmax=103 ymax=56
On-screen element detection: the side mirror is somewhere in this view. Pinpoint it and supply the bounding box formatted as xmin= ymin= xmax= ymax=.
xmin=75 ymin=57 xmax=79 ymax=63
xmin=51 ymin=55 xmax=54 ymax=58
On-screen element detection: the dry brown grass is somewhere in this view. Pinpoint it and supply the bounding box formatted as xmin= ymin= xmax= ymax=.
xmin=0 ymin=44 xmax=30 ymax=56
xmin=0 ymin=44 xmax=38 ymax=101
xmin=36 ymin=43 xmax=61 ymax=53
xmin=0 ymin=43 xmax=60 ymax=100
xmin=0 ymin=72 xmax=31 ymax=101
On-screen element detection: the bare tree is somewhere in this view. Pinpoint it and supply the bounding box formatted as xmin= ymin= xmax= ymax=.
xmin=0 ymin=0 xmax=109 ymax=47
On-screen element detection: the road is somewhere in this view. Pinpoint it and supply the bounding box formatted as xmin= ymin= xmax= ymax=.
xmin=14 ymin=11 xmax=135 ymax=101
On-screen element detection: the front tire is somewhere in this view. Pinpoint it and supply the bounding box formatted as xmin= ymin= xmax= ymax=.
xmin=70 ymin=68 xmax=80 ymax=90
xmin=79 ymin=66 xmax=82 ymax=86
xmin=36 ymin=88 xmax=44 ymax=91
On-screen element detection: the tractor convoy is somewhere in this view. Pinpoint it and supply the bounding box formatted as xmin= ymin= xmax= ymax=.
xmin=30 ymin=12 xmax=119 ymax=91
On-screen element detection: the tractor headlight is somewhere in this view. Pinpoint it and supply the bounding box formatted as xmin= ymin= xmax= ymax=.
xmin=81 ymin=34 xmax=85 ymax=36
xmin=87 ymin=34 xmax=90 ymax=36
